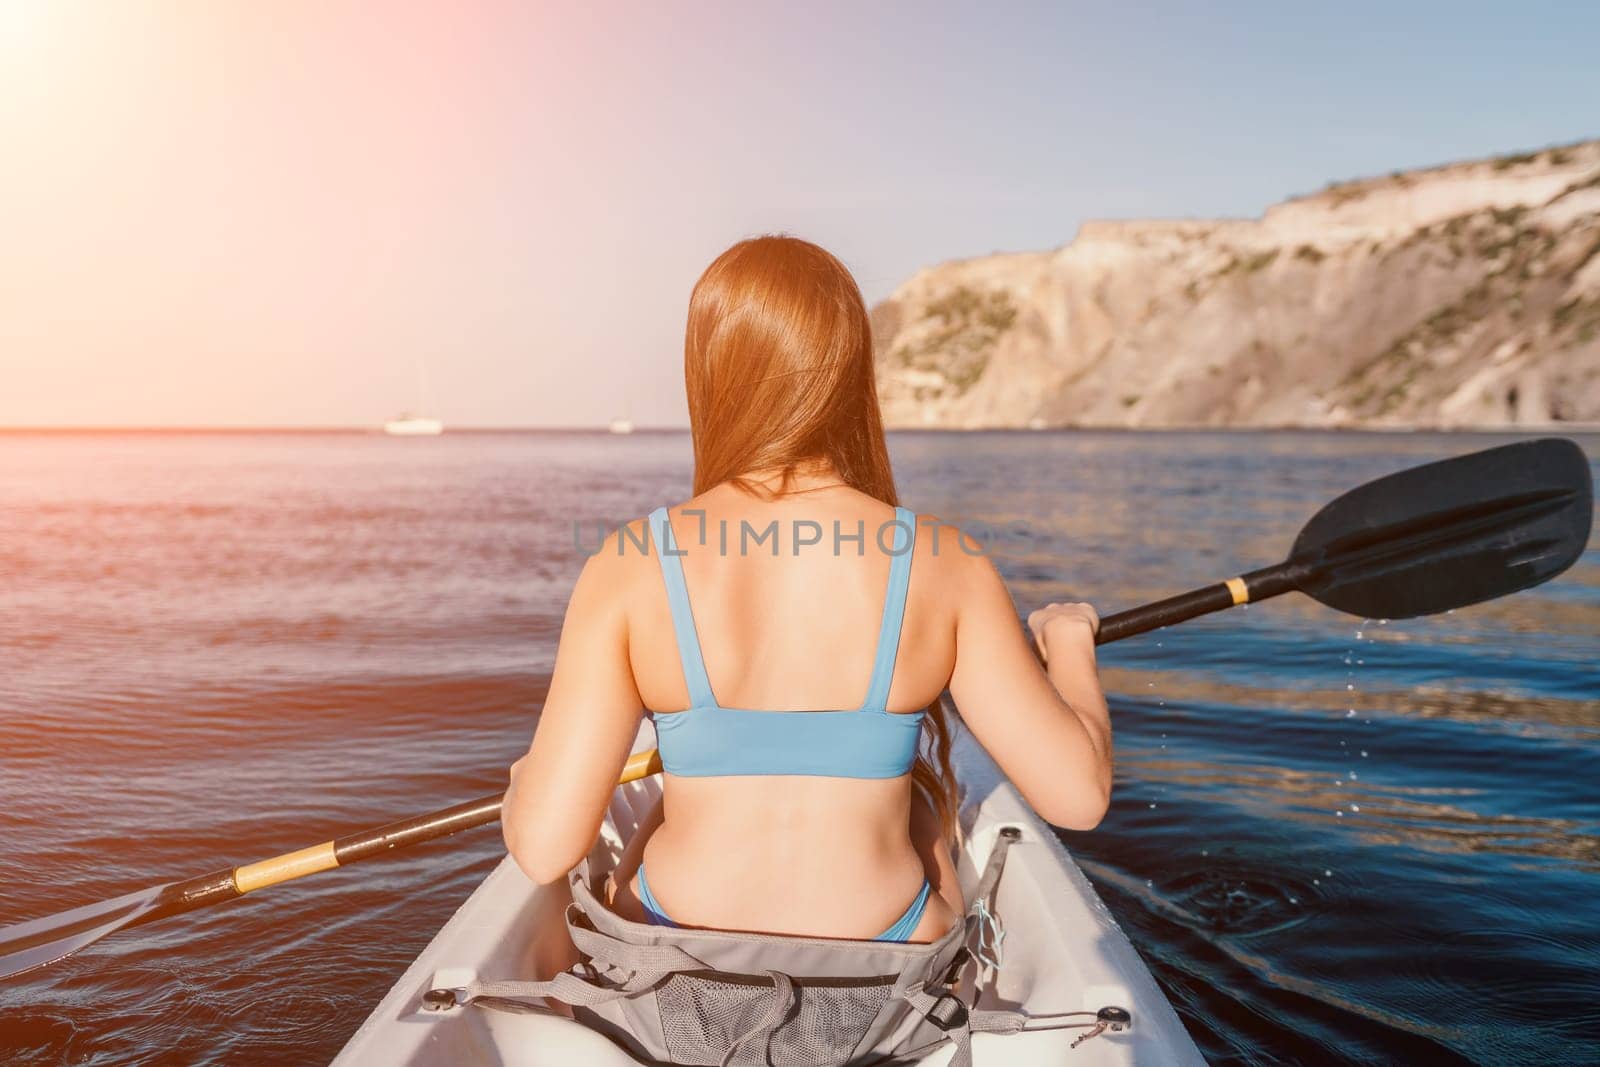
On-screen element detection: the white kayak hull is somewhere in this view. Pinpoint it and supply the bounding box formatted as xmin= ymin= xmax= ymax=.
xmin=335 ymin=723 xmax=1204 ymax=1065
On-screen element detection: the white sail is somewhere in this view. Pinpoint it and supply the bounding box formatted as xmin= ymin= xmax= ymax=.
xmin=384 ymin=415 xmax=444 ymax=436
xmin=385 ymin=358 xmax=443 ymax=435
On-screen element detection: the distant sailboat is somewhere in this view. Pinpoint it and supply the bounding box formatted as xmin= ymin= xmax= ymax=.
xmin=384 ymin=413 xmax=444 ymax=436
xmin=385 ymin=358 xmax=444 ymax=436
xmin=608 ymin=417 xmax=634 ymax=435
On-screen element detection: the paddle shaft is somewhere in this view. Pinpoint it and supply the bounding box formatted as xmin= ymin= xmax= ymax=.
xmin=46 ymin=550 xmax=1471 ymax=930
xmin=125 ymin=749 xmax=664 ymax=931
xmin=2 ymin=570 xmax=1246 ymax=971
xmin=1096 ymin=561 xmax=1306 ymax=644
xmin=138 ymin=563 xmax=1296 ymax=924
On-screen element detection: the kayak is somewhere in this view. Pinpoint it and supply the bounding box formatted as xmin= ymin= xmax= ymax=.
xmin=334 ymin=721 xmax=1205 ymax=1065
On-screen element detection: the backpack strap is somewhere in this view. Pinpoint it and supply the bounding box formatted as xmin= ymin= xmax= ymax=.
xmin=900 ymin=987 xmax=1028 ymax=1067
xmin=439 ymin=909 xmax=708 ymax=1012
xmin=861 ymin=506 xmax=917 ymax=712
xmin=898 ymin=825 xmax=1026 ymax=1067
xmin=648 ymin=506 xmax=718 ymax=708
xmin=720 ymin=971 xmax=795 ymax=1067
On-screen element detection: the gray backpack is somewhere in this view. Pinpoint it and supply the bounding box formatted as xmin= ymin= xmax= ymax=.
xmin=431 ymin=827 xmax=1040 ymax=1066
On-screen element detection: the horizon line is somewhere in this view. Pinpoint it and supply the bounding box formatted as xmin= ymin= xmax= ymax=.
xmin=2 ymin=424 xmax=1594 ymax=436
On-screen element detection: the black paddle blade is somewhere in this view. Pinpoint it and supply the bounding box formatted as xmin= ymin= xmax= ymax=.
xmin=1290 ymin=438 xmax=1593 ymax=619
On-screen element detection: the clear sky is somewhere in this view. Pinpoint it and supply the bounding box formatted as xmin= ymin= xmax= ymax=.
xmin=2 ymin=1 xmax=1596 ymax=428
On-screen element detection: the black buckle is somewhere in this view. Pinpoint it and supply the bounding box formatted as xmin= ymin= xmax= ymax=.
xmin=937 ymin=946 xmax=972 ymax=988
xmin=421 ymin=988 xmax=458 ymax=1012
xmin=925 ymin=992 xmax=969 ymax=1032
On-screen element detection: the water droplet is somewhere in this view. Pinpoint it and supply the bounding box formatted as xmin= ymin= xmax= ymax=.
xmin=1335 ymin=810 xmax=1345 ymax=817
xmin=1349 ymin=771 xmax=1358 ymax=780
xmin=1201 ymin=850 xmax=1209 ymax=857
xmin=1346 ymin=683 xmax=1355 ymax=691
xmin=1351 ymin=804 xmax=1360 ymax=812
xmin=1346 ymin=708 xmax=1356 ymax=718
xmin=1360 ymin=750 xmax=1368 ymax=757
xmin=1355 ymin=630 xmax=1364 ymax=640
xmin=1289 ymin=896 xmax=1298 ymax=904
xmin=1356 ymin=658 xmax=1364 ymax=665
xmin=1335 ymin=779 xmax=1344 ymax=787
xmin=1313 ymin=878 xmax=1320 ymax=885
xmin=1378 ymin=619 xmax=1388 ymax=625
xmin=1149 ymin=802 xmax=1158 ymax=809
xmin=1145 ymin=879 xmax=1153 ymax=887
xmin=1324 ymin=869 xmax=1332 ymax=877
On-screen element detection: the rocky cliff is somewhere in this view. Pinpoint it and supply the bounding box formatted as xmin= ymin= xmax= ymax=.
xmin=872 ymin=140 xmax=1600 ymax=428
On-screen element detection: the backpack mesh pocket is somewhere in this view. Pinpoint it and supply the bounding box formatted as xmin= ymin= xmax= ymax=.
xmin=655 ymin=969 xmax=896 ymax=1066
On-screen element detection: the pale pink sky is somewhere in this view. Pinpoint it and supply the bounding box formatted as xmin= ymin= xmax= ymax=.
xmin=3 ymin=2 xmax=1594 ymax=427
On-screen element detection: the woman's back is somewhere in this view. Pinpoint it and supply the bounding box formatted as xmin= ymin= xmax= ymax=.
xmin=629 ymin=486 xmax=952 ymax=722
xmin=615 ymin=479 xmax=963 ymax=939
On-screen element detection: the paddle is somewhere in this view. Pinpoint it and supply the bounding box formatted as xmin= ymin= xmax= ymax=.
xmin=1 ymin=437 xmax=1590 ymax=980
xmin=1095 ymin=436 xmax=1592 ymax=643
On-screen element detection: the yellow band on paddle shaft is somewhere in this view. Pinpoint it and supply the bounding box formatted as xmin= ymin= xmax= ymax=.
xmin=622 ymin=749 xmax=663 ymax=784
xmin=1225 ymin=577 xmax=1250 ymax=605
xmin=229 ymin=751 xmax=662 ymax=895
xmin=234 ymin=842 xmax=339 ymax=894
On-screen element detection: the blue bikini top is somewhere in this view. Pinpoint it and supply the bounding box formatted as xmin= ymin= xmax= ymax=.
xmin=646 ymin=505 xmax=925 ymax=779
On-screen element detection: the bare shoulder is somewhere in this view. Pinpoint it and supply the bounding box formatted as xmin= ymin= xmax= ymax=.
xmin=908 ymin=512 xmax=998 ymax=573
xmin=907 ymin=512 xmax=1010 ymax=601
xmin=568 ymin=515 xmax=660 ymax=618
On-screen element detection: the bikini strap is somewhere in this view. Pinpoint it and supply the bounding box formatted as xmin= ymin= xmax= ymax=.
xmin=648 ymin=507 xmax=717 ymax=708
xmin=861 ymin=506 xmax=917 ymax=712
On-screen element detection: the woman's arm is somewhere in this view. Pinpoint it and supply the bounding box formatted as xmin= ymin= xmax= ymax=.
xmin=503 ymin=541 xmax=646 ymax=884
xmin=947 ymin=551 xmax=1112 ymax=830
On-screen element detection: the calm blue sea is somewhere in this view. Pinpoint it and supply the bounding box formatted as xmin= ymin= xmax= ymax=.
xmin=1 ymin=430 xmax=1596 ymax=1065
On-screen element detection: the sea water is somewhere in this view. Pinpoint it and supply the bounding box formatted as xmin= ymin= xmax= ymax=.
xmin=1 ymin=429 xmax=1595 ymax=1065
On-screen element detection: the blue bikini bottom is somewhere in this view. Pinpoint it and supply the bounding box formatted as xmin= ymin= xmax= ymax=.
xmin=635 ymin=865 xmax=933 ymax=943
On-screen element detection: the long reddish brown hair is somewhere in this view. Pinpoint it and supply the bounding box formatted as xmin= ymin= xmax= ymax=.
xmin=684 ymin=234 xmax=960 ymax=841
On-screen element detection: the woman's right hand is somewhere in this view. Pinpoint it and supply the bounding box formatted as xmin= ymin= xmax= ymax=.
xmin=948 ymin=553 xmax=1114 ymax=830
xmin=1027 ymin=602 xmax=1099 ymax=661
